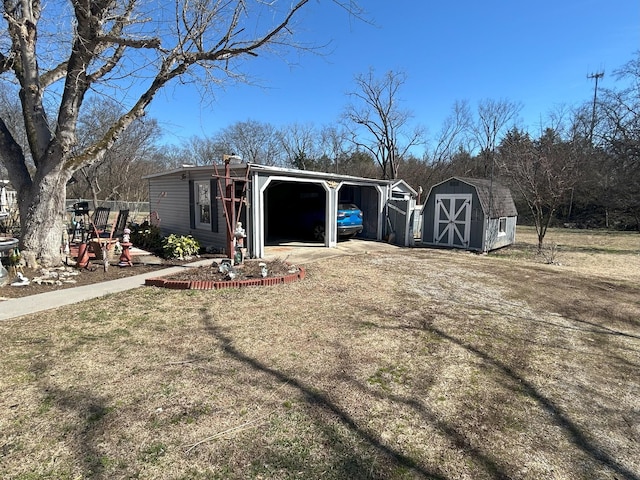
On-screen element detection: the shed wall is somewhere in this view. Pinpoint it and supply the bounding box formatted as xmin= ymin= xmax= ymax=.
xmin=485 ymin=215 xmax=517 ymax=250
xmin=421 ymin=182 xmax=485 ymax=250
xmin=421 ymin=178 xmax=517 ymax=251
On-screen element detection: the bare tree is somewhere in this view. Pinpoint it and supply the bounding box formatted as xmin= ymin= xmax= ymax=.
xmin=217 ymin=119 xmax=283 ymax=166
xmin=471 ymin=99 xmax=522 ymax=179
xmin=596 ymin=53 xmax=640 ymax=229
xmin=319 ymin=124 xmax=350 ymax=173
xmin=344 ymin=68 xmax=424 ymax=180
xmin=0 ymin=0 xmax=360 ymax=266
xmin=422 ymin=100 xmax=473 ymax=183
xmin=498 ymin=127 xmax=582 ymax=250
xmin=279 ymin=122 xmax=318 ymax=170
xmin=68 ymin=98 xmax=161 ymax=206
xmin=150 ymin=143 xmax=194 ymax=171
xmin=179 ymin=136 xmax=226 ymax=166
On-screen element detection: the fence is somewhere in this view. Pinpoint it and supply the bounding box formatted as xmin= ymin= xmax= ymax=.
xmin=0 ymin=196 xmax=151 ymax=237
xmin=65 ymin=199 xmax=150 ymax=223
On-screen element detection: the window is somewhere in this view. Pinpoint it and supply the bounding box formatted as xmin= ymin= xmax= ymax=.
xmin=190 ymin=180 xmax=218 ymax=232
xmin=195 ymin=181 xmax=211 ymax=228
xmin=498 ymin=217 xmax=507 ymax=236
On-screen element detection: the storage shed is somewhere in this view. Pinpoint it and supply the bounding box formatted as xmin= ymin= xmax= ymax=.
xmin=421 ymin=177 xmax=517 ymax=252
xmin=144 ymin=163 xmax=417 ymax=259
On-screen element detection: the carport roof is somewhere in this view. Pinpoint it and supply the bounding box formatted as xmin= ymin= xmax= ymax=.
xmin=247 ymin=163 xmax=396 ymax=186
xmin=144 ymin=162 xmax=396 ymax=187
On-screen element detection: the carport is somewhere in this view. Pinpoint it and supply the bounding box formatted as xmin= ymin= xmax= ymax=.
xmin=144 ymin=163 xmax=412 ymax=259
xmin=248 ymin=165 xmax=390 ymax=259
xmin=264 ymin=180 xmax=327 ymax=242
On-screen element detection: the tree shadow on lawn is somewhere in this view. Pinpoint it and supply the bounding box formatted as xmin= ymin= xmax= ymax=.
xmin=29 ymin=357 xmax=115 ymax=479
xmin=196 ymin=298 xmax=640 ymax=480
xmin=426 ymin=324 xmax=639 ymax=480
xmin=197 ymin=310 xmax=542 ymax=479
xmin=350 ymin=305 xmax=639 ymax=480
xmin=200 ymin=313 xmax=447 ymax=479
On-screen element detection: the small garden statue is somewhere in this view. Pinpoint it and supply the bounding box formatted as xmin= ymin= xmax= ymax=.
xmin=259 ymin=262 xmax=268 ymax=278
xmin=234 ymin=222 xmax=246 ymax=246
xmin=11 ymin=271 xmax=30 ymax=287
xmin=234 ymin=222 xmax=246 ymax=264
xmin=118 ymin=228 xmax=133 ymax=267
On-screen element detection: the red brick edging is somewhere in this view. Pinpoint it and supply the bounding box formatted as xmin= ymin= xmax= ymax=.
xmin=144 ymin=267 xmax=305 ymax=290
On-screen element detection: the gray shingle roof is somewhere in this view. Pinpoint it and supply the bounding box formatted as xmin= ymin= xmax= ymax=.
xmin=454 ymin=177 xmax=518 ymax=218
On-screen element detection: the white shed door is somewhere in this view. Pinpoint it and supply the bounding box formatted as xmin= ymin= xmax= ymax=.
xmin=434 ymin=194 xmax=472 ymax=247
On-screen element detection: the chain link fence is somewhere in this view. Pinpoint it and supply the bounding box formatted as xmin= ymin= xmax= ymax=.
xmin=66 ymin=199 xmax=150 ymax=224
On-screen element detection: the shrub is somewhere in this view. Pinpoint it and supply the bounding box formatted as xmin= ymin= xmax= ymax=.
xmin=162 ymin=234 xmax=200 ymax=260
xmin=129 ymin=221 xmax=163 ymax=255
xmin=538 ymin=242 xmax=560 ymax=265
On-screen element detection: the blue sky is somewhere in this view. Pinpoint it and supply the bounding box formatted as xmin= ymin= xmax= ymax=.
xmin=148 ymin=0 xmax=639 ymax=149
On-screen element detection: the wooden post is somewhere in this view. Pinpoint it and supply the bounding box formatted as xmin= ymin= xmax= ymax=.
xmin=224 ymin=157 xmax=234 ymax=262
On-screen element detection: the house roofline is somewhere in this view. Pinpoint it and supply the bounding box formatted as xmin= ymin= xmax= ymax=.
xmin=144 ymin=162 xmax=396 ymax=186
xmin=391 ymin=179 xmax=418 ymax=196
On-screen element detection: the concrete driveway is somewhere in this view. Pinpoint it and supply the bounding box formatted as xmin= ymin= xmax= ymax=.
xmin=263 ymin=239 xmax=401 ymax=264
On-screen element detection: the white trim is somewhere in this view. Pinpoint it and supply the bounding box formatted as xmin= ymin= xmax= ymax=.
xmin=255 ymin=175 xmax=334 ymax=259
xmin=498 ymin=217 xmax=507 ymax=236
xmin=433 ymin=194 xmax=472 ymax=247
xmin=193 ymin=180 xmax=212 ymax=230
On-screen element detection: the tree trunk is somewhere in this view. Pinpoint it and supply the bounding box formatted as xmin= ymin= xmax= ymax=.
xmin=19 ymin=175 xmax=69 ymax=268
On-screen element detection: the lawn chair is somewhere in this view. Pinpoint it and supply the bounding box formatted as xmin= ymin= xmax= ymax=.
xmin=106 ymin=209 xmax=129 ymax=242
xmin=89 ymin=207 xmax=111 ymax=238
xmin=89 ymin=209 xmax=129 ymax=270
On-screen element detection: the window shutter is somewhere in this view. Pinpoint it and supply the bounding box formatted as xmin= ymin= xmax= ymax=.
xmin=210 ymin=179 xmax=218 ymax=233
xmin=188 ymin=180 xmax=195 ymax=229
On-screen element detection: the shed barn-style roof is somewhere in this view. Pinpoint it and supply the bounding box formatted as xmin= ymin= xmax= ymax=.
xmin=448 ymin=177 xmax=517 ymax=218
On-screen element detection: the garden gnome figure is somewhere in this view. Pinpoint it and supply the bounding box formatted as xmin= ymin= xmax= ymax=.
xmin=234 ymin=222 xmax=246 ymax=264
xmin=234 ymin=222 xmax=246 ymax=247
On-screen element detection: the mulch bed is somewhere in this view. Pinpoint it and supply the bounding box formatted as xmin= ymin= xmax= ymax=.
xmin=0 ymin=257 xmax=303 ymax=299
xmin=144 ymin=258 xmax=304 ymax=290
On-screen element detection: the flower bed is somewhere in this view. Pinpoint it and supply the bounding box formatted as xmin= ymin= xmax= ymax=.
xmin=144 ymin=262 xmax=305 ymax=290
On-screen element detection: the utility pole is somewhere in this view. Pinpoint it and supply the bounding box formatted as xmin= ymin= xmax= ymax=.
xmin=587 ymin=71 xmax=604 ymax=143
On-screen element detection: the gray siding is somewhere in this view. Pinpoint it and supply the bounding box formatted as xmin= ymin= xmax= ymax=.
xmin=387 ymin=199 xmax=409 ymax=246
xmin=421 ymin=177 xmax=517 ymax=252
xmin=149 ymin=170 xmax=227 ymax=252
xmin=485 ymin=216 xmax=517 ymax=250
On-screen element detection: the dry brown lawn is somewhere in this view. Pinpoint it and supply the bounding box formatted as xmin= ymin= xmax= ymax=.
xmin=1 ymin=226 xmax=638 ymax=479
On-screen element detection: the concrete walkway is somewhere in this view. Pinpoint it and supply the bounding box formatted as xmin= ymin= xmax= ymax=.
xmin=0 ymin=240 xmax=400 ymax=321
xmin=0 ymin=259 xmax=213 ymax=321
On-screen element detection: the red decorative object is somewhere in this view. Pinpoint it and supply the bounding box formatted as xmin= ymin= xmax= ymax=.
xmin=118 ymin=242 xmax=133 ymax=267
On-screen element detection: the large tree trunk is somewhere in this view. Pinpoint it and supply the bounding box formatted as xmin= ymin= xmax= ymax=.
xmin=19 ymin=175 xmax=69 ymax=268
